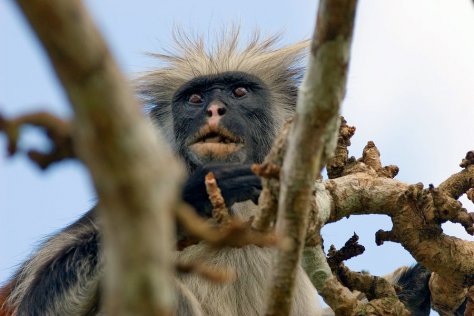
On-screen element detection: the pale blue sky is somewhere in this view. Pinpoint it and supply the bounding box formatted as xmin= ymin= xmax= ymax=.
xmin=1 ymin=1 xmax=474 ymax=311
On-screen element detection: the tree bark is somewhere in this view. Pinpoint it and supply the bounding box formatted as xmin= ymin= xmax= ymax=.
xmin=265 ymin=1 xmax=358 ymax=315
xmin=13 ymin=0 xmax=184 ymax=314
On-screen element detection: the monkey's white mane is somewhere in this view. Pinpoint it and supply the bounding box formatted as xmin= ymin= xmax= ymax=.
xmin=135 ymin=28 xmax=307 ymax=139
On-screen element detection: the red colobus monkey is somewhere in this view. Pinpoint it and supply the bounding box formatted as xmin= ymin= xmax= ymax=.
xmin=0 ymin=30 xmax=437 ymax=316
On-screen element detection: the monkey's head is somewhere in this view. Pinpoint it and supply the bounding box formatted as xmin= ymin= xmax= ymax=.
xmin=136 ymin=29 xmax=307 ymax=172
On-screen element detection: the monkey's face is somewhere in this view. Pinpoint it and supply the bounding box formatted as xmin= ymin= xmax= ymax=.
xmin=171 ymin=72 xmax=275 ymax=171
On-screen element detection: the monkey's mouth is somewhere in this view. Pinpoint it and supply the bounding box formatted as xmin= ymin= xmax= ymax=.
xmin=188 ymin=125 xmax=244 ymax=158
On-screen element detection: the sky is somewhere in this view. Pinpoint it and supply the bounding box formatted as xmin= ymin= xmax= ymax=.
xmin=1 ymin=0 xmax=474 ymax=312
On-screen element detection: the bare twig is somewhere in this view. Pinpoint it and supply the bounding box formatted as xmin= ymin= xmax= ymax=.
xmin=13 ymin=0 xmax=183 ymax=314
xmin=322 ymin=234 xmax=410 ymax=315
xmin=0 ymin=112 xmax=74 ymax=169
xmin=460 ymin=150 xmax=474 ymax=168
xmin=358 ymin=141 xmax=399 ymax=178
xmin=326 ymin=233 xmax=365 ymax=269
xmin=176 ymin=204 xmax=277 ymax=249
xmin=176 ymin=262 xmax=235 ymax=283
xmin=252 ymin=163 xmax=281 ymax=180
xmin=438 ymin=151 xmax=474 ymax=199
xmin=326 ymin=116 xmax=356 ymax=179
xmin=266 ymin=1 xmax=358 ymax=315
xmin=205 ymin=172 xmax=231 ymax=224
xmin=429 ymin=184 xmax=474 ymax=234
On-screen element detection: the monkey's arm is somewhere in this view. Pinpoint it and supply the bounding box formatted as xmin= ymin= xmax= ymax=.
xmin=182 ymin=163 xmax=262 ymax=217
xmin=0 ymin=165 xmax=260 ymax=315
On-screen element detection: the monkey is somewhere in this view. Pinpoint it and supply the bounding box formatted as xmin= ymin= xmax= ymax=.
xmin=0 ymin=29 xmax=447 ymax=315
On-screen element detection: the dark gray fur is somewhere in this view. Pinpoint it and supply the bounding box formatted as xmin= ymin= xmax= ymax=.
xmin=5 ymin=210 xmax=102 ymax=315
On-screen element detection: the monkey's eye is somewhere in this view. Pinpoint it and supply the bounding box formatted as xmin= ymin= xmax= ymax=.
xmin=232 ymin=87 xmax=248 ymax=98
xmin=188 ymin=93 xmax=203 ymax=104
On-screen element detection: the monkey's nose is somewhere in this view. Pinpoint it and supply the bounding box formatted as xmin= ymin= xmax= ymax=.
xmin=207 ymin=104 xmax=227 ymax=117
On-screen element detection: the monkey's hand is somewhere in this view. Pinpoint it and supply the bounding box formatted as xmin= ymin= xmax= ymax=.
xmin=182 ymin=163 xmax=262 ymax=218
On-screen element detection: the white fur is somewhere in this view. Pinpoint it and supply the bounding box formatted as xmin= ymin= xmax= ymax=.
xmin=176 ymin=201 xmax=322 ymax=316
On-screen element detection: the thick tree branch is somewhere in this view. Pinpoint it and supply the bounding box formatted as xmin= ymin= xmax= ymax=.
xmin=429 ymin=273 xmax=467 ymax=315
xmin=324 ymin=170 xmax=474 ymax=268
xmin=13 ymin=0 xmax=183 ymax=315
xmin=321 ymin=166 xmax=474 ymax=310
xmin=265 ymin=1 xmax=358 ymax=315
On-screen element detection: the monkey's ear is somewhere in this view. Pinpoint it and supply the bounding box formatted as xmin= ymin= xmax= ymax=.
xmin=182 ymin=163 xmax=262 ymax=218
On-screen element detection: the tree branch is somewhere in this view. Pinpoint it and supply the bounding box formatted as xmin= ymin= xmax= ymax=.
xmin=13 ymin=0 xmax=184 ymax=314
xmin=0 ymin=112 xmax=74 ymax=169
xmin=265 ymin=1 xmax=358 ymax=315
xmin=438 ymin=150 xmax=474 ymax=199
xmin=321 ymin=162 xmax=474 ymax=313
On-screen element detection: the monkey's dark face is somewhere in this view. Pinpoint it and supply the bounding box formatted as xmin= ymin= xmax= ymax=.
xmin=171 ymin=72 xmax=275 ymax=171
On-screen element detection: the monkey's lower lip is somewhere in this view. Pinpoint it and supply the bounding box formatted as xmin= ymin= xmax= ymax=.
xmin=189 ymin=142 xmax=243 ymax=158
xmin=188 ymin=125 xmax=244 ymax=157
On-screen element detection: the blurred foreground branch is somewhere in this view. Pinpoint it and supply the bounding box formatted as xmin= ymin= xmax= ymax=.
xmin=13 ymin=0 xmax=184 ymax=314
xmin=0 ymin=112 xmax=73 ymax=169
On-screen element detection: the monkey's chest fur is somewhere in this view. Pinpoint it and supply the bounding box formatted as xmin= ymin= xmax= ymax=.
xmin=176 ymin=201 xmax=321 ymax=316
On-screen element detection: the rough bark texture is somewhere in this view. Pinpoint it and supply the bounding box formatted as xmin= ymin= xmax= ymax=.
xmin=324 ymin=170 xmax=474 ymax=272
xmin=265 ymin=1 xmax=358 ymax=315
xmin=321 ymin=167 xmax=474 ymax=311
xmin=429 ymin=273 xmax=466 ymax=315
xmin=13 ymin=0 xmax=183 ymax=315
